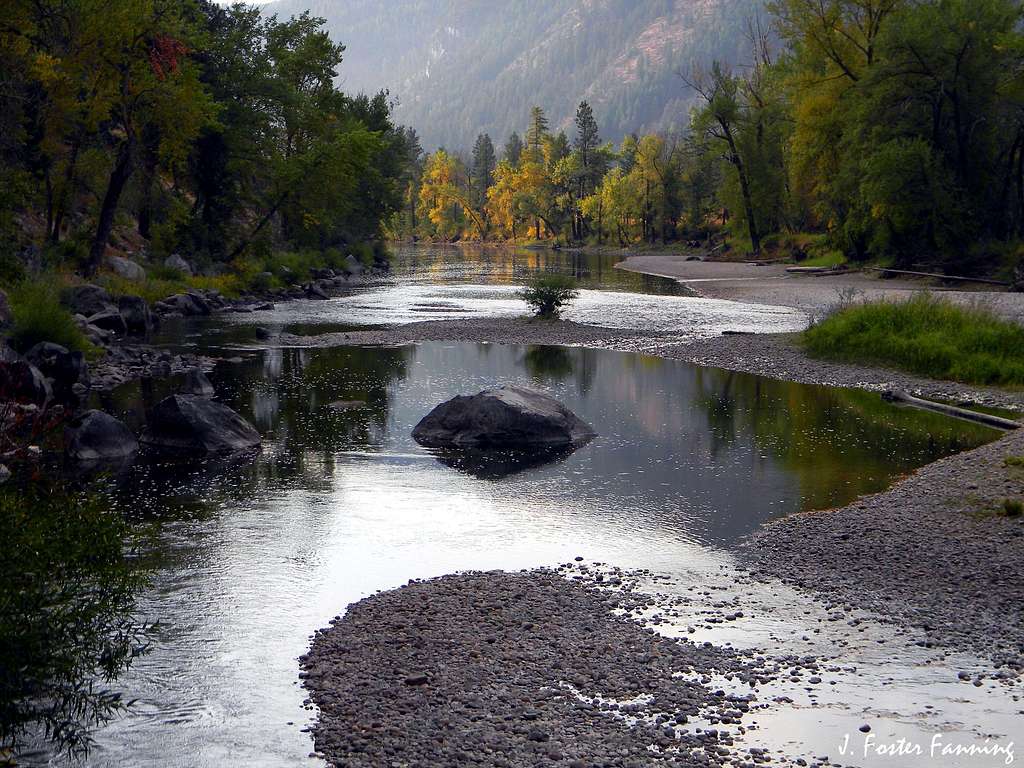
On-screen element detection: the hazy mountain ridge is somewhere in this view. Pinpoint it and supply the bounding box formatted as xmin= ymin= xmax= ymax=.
xmin=263 ymin=0 xmax=761 ymax=150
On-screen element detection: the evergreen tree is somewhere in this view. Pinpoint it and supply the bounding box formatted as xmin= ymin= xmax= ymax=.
xmin=526 ymin=106 xmax=550 ymax=157
xmin=503 ymin=132 xmax=524 ymax=165
xmin=471 ymin=133 xmax=497 ymax=206
xmin=574 ymin=101 xmax=601 ymax=175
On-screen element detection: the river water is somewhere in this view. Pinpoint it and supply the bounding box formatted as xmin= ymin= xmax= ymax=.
xmin=44 ymin=245 xmax=1018 ymax=766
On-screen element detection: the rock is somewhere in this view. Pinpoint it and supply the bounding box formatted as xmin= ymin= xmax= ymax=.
xmin=412 ymin=385 xmax=596 ymax=449
xmin=64 ymin=410 xmax=138 ymax=462
xmin=0 ymin=289 xmax=11 ymax=329
xmin=62 ymin=284 xmax=117 ymax=317
xmin=0 ymin=464 xmax=9 ymax=483
xmin=342 ymin=254 xmax=364 ymax=276
xmin=0 ymin=345 xmax=52 ymax=405
xmin=87 ymin=308 xmax=128 ymax=336
xmin=106 ymin=255 xmax=147 ymax=282
xmin=117 ymin=295 xmax=153 ymax=335
xmin=165 ymin=253 xmax=193 ymax=276
xmin=181 ymin=368 xmax=215 ymax=398
xmin=141 ymin=394 xmax=261 ymax=454
xmin=25 ymin=342 xmax=88 ymax=402
xmin=156 ymin=293 xmax=211 ymax=316
xmin=305 ymin=282 xmax=329 ymax=300
xmin=403 ymin=673 xmax=429 ymax=686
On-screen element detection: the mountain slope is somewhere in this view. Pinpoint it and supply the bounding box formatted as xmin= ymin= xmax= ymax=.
xmin=263 ymin=0 xmax=762 ymax=150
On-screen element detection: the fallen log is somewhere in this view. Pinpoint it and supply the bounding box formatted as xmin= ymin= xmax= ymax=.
xmin=882 ymin=390 xmax=1020 ymax=430
xmin=866 ymin=267 xmax=1010 ymax=286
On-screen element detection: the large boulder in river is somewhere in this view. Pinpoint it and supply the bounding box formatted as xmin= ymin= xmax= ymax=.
xmin=141 ymin=394 xmax=261 ymax=454
xmin=412 ymin=385 xmax=596 ymax=449
xmin=64 ymin=410 xmax=138 ymax=462
xmin=155 ymin=292 xmax=211 ymax=316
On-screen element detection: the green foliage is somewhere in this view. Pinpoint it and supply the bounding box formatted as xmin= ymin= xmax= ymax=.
xmin=1003 ymin=455 xmax=1024 ymax=468
xmin=7 ymin=279 xmax=94 ymax=356
xmin=0 ymin=486 xmax=151 ymax=757
xmin=518 ymin=273 xmax=579 ymax=318
xmin=998 ymin=498 xmax=1023 ymax=517
xmin=803 ymin=294 xmax=1024 ymax=386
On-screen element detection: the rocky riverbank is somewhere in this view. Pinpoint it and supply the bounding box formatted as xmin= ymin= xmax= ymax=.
xmin=745 ymin=424 xmax=1024 ymax=674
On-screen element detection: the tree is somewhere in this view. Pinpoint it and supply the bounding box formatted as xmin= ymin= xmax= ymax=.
xmin=503 ymin=132 xmax=524 ymax=166
xmin=526 ymin=106 xmax=550 ymax=159
xmin=470 ymin=133 xmax=497 ymax=227
xmin=687 ymin=63 xmax=764 ymax=253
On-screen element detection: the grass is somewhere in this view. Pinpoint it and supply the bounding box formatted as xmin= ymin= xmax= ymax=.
xmin=998 ymin=498 xmax=1023 ymax=518
xmin=6 ymin=278 xmax=95 ymax=356
xmin=803 ymin=293 xmax=1024 ymax=386
xmin=1005 ymin=455 xmax=1024 ymax=468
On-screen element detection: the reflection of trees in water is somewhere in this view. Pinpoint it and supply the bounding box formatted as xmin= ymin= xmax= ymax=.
xmin=521 ymin=346 xmax=599 ymax=395
xmin=1 ymin=486 xmax=150 ymax=760
xmin=389 ymin=244 xmax=683 ymax=295
xmin=691 ymin=368 xmax=996 ymax=511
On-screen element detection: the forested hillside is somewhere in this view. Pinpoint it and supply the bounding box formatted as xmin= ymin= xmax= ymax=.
xmin=263 ymin=0 xmax=761 ymax=150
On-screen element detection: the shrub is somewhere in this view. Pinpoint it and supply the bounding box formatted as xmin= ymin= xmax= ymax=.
xmin=519 ymin=273 xmax=579 ymax=318
xmin=999 ymin=498 xmax=1023 ymax=517
xmin=803 ymin=293 xmax=1024 ymax=386
xmin=0 ymin=486 xmax=151 ymax=758
xmin=6 ymin=279 xmax=94 ymax=355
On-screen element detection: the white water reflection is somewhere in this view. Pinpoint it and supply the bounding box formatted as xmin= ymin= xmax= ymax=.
xmin=228 ymin=284 xmax=808 ymax=338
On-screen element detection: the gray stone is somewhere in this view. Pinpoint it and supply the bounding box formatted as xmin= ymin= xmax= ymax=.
xmin=342 ymin=254 xmax=364 ymax=276
xmin=26 ymin=342 xmax=88 ymax=402
xmin=106 ymin=255 xmax=147 ymax=282
xmin=156 ymin=293 xmax=210 ymax=316
xmin=87 ymin=308 xmax=128 ymax=335
xmin=412 ymin=385 xmax=596 ymax=449
xmin=165 ymin=253 xmax=193 ymax=276
xmin=0 ymin=464 xmax=9 ymax=483
xmin=64 ymin=410 xmax=138 ymax=462
xmin=0 ymin=345 xmax=52 ymax=405
xmin=181 ymin=368 xmax=215 ymax=397
xmin=141 ymin=394 xmax=261 ymax=454
xmin=62 ymin=284 xmax=116 ymax=317
xmin=117 ymin=295 xmax=153 ymax=335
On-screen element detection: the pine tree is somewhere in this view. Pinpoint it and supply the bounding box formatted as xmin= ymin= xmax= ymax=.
xmin=503 ymin=131 xmax=524 ymax=165
xmin=526 ymin=106 xmax=550 ymax=157
xmin=471 ymin=133 xmax=497 ymax=206
xmin=574 ymin=100 xmax=600 ymax=171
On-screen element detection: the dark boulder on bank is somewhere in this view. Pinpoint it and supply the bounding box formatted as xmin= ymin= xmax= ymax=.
xmin=118 ymin=295 xmax=154 ymax=335
xmin=155 ymin=293 xmax=211 ymax=317
xmin=25 ymin=342 xmax=88 ymax=403
xmin=412 ymin=385 xmax=596 ymax=449
xmin=141 ymin=394 xmax=261 ymax=454
xmin=62 ymin=284 xmax=117 ymax=318
xmin=0 ymin=345 xmax=51 ymax=405
xmin=64 ymin=410 xmax=138 ymax=462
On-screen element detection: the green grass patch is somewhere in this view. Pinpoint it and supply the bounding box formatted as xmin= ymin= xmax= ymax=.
xmin=803 ymin=293 xmax=1024 ymax=386
xmin=1005 ymin=455 xmax=1024 ymax=468
xmin=6 ymin=278 xmax=96 ymax=356
xmin=998 ymin=498 xmax=1023 ymax=517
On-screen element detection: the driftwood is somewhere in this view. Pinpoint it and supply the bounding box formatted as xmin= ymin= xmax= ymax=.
xmin=866 ymin=267 xmax=1010 ymax=287
xmin=882 ymin=390 xmax=1020 ymax=431
xmin=785 ymin=265 xmax=846 ymax=275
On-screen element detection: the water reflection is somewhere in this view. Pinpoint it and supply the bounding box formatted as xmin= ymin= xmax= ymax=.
xmin=79 ymin=342 xmax=997 ymax=767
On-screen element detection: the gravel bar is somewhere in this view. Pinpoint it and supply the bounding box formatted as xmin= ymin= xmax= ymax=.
xmin=301 ymin=566 xmax=808 ymax=768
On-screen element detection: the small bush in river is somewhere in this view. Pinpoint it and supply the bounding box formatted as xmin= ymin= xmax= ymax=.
xmin=519 ymin=273 xmax=579 ymax=318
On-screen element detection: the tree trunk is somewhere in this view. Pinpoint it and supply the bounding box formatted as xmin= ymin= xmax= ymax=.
xmin=228 ymin=191 xmax=289 ymax=262
xmin=720 ymin=121 xmax=760 ymax=253
xmin=86 ymin=139 xmax=135 ymax=276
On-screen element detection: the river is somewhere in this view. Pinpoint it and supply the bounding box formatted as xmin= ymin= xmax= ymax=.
xmin=34 ymin=245 xmax=1018 ymax=767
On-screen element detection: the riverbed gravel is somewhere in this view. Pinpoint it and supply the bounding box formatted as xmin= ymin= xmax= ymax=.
xmin=300 ymin=564 xmax=833 ymax=768
xmin=745 ymin=426 xmax=1024 ymax=674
